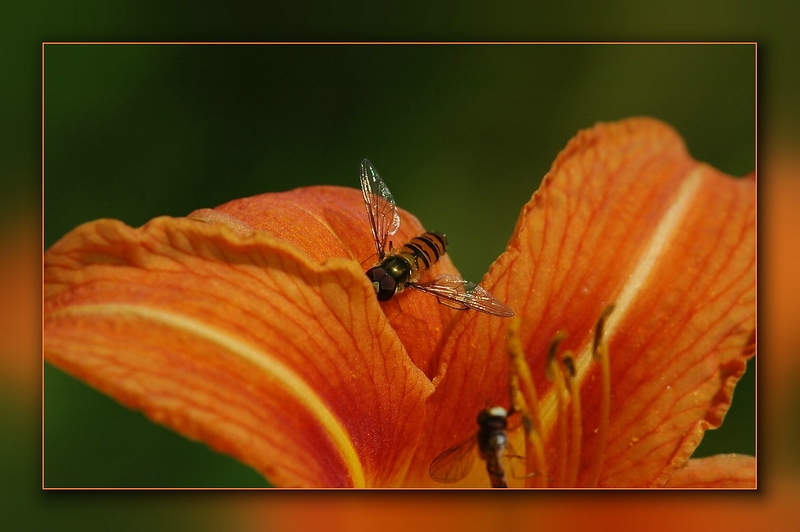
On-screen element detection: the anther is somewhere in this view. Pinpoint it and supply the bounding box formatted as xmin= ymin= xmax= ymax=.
xmin=593 ymin=303 xmax=615 ymax=359
xmin=562 ymin=352 xmax=582 ymax=487
xmin=562 ymin=353 xmax=576 ymax=378
xmin=545 ymin=331 xmax=568 ymax=382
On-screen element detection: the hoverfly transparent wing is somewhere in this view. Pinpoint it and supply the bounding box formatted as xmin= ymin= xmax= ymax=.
xmin=411 ymin=274 xmax=515 ymax=317
xmin=360 ymin=159 xmax=401 ymax=259
xmin=429 ymin=434 xmax=478 ymax=484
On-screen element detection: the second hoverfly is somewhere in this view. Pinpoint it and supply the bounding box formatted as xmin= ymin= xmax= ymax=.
xmin=429 ymin=405 xmax=523 ymax=488
xmin=360 ymin=159 xmax=513 ymax=317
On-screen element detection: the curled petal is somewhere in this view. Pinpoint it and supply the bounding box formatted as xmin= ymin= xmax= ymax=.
xmin=189 ymin=186 xmax=373 ymax=263
xmin=190 ymin=185 xmax=460 ymax=379
xmin=44 ymin=216 xmax=434 ymax=487
xmin=663 ymin=454 xmax=756 ymax=488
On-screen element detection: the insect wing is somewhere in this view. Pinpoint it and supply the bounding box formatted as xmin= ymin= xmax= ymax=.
xmin=412 ymin=274 xmax=515 ymax=317
xmin=360 ymin=159 xmax=400 ymax=258
xmin=429 ymin=434 xmax=478 ymax=484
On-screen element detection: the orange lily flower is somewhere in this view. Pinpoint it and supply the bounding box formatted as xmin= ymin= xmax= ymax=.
xmin=44 ymin=117 xmax=755 ymax=488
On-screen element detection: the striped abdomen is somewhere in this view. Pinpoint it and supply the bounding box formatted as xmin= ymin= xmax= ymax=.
xmin=399 ymin=231 xmax=448 ymax=275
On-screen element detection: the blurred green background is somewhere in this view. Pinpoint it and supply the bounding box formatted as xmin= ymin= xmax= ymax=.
xmin=42 ymin=44 xmax=754 ymax=488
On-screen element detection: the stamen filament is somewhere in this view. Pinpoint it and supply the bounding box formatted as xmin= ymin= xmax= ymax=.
xmin=510 ymin=387 xmax=547 ymax=488
xmin=563 ymin=353 xmax=583 ymax=487
xmin=508 ymin=318 xmax=543 ymax=436
xmin=507 ymin=317 xmax=548 ymax=487
xmin=586 ymin=304 xmax=615 ymax=487
xmin=547 ymin=334 xmax=569 ymax=487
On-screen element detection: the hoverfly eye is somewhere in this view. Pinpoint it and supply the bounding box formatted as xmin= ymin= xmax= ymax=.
xmin=366 ymin=267 xmax=396 ymax=301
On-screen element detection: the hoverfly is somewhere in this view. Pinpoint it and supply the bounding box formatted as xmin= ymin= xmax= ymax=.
xmin=360 ymin=159 xmax=514 ymax=317
xmin=429 ymin=405 xmax=524 ymax=488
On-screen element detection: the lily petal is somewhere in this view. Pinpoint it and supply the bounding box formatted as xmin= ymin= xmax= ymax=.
xmin=410 ymin=118 xmax=754 ymax=487
xmin=44 ymin=214 xmax=434 ymax=487
xmin=663 ymin=454 xmax=756 ymax=488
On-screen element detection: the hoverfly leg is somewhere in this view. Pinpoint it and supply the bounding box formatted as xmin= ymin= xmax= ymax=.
xmin=360 ymin=253 xmax=379 ymax=269
xmin=506 ymin=452 xmax=527 ymax=482
xmin=380 ymin=297 xmax=403 ymax=323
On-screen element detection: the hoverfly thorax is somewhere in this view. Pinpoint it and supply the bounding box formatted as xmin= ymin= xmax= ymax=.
xmin=477 ymin=406 xmax=508 ymax=440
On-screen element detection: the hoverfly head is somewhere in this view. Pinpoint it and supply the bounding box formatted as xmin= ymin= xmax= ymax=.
xmin=366 ymin=267 xmax=397 ymax=301
xmin=478 ymin=406 xmax=509 ymax=430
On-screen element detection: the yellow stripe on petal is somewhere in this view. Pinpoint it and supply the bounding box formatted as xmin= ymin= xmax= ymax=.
xmin=50 ymin=302 xmax=366 ymax=488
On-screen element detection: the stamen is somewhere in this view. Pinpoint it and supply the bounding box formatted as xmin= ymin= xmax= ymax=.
xmin=562 ymin=352 xmax=583 ymax=488
xmin=505 ymin=305 xmax=615 ymax=488
xmin=506 ymin=317 xmax=548 ymax=487
xmin=509 ymin=386 xmax=546 ymax=488
xmin=547 ymin=333 xmax=569 ymax=487
xmin=586 ymin=304 xmax=615 ymax=487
